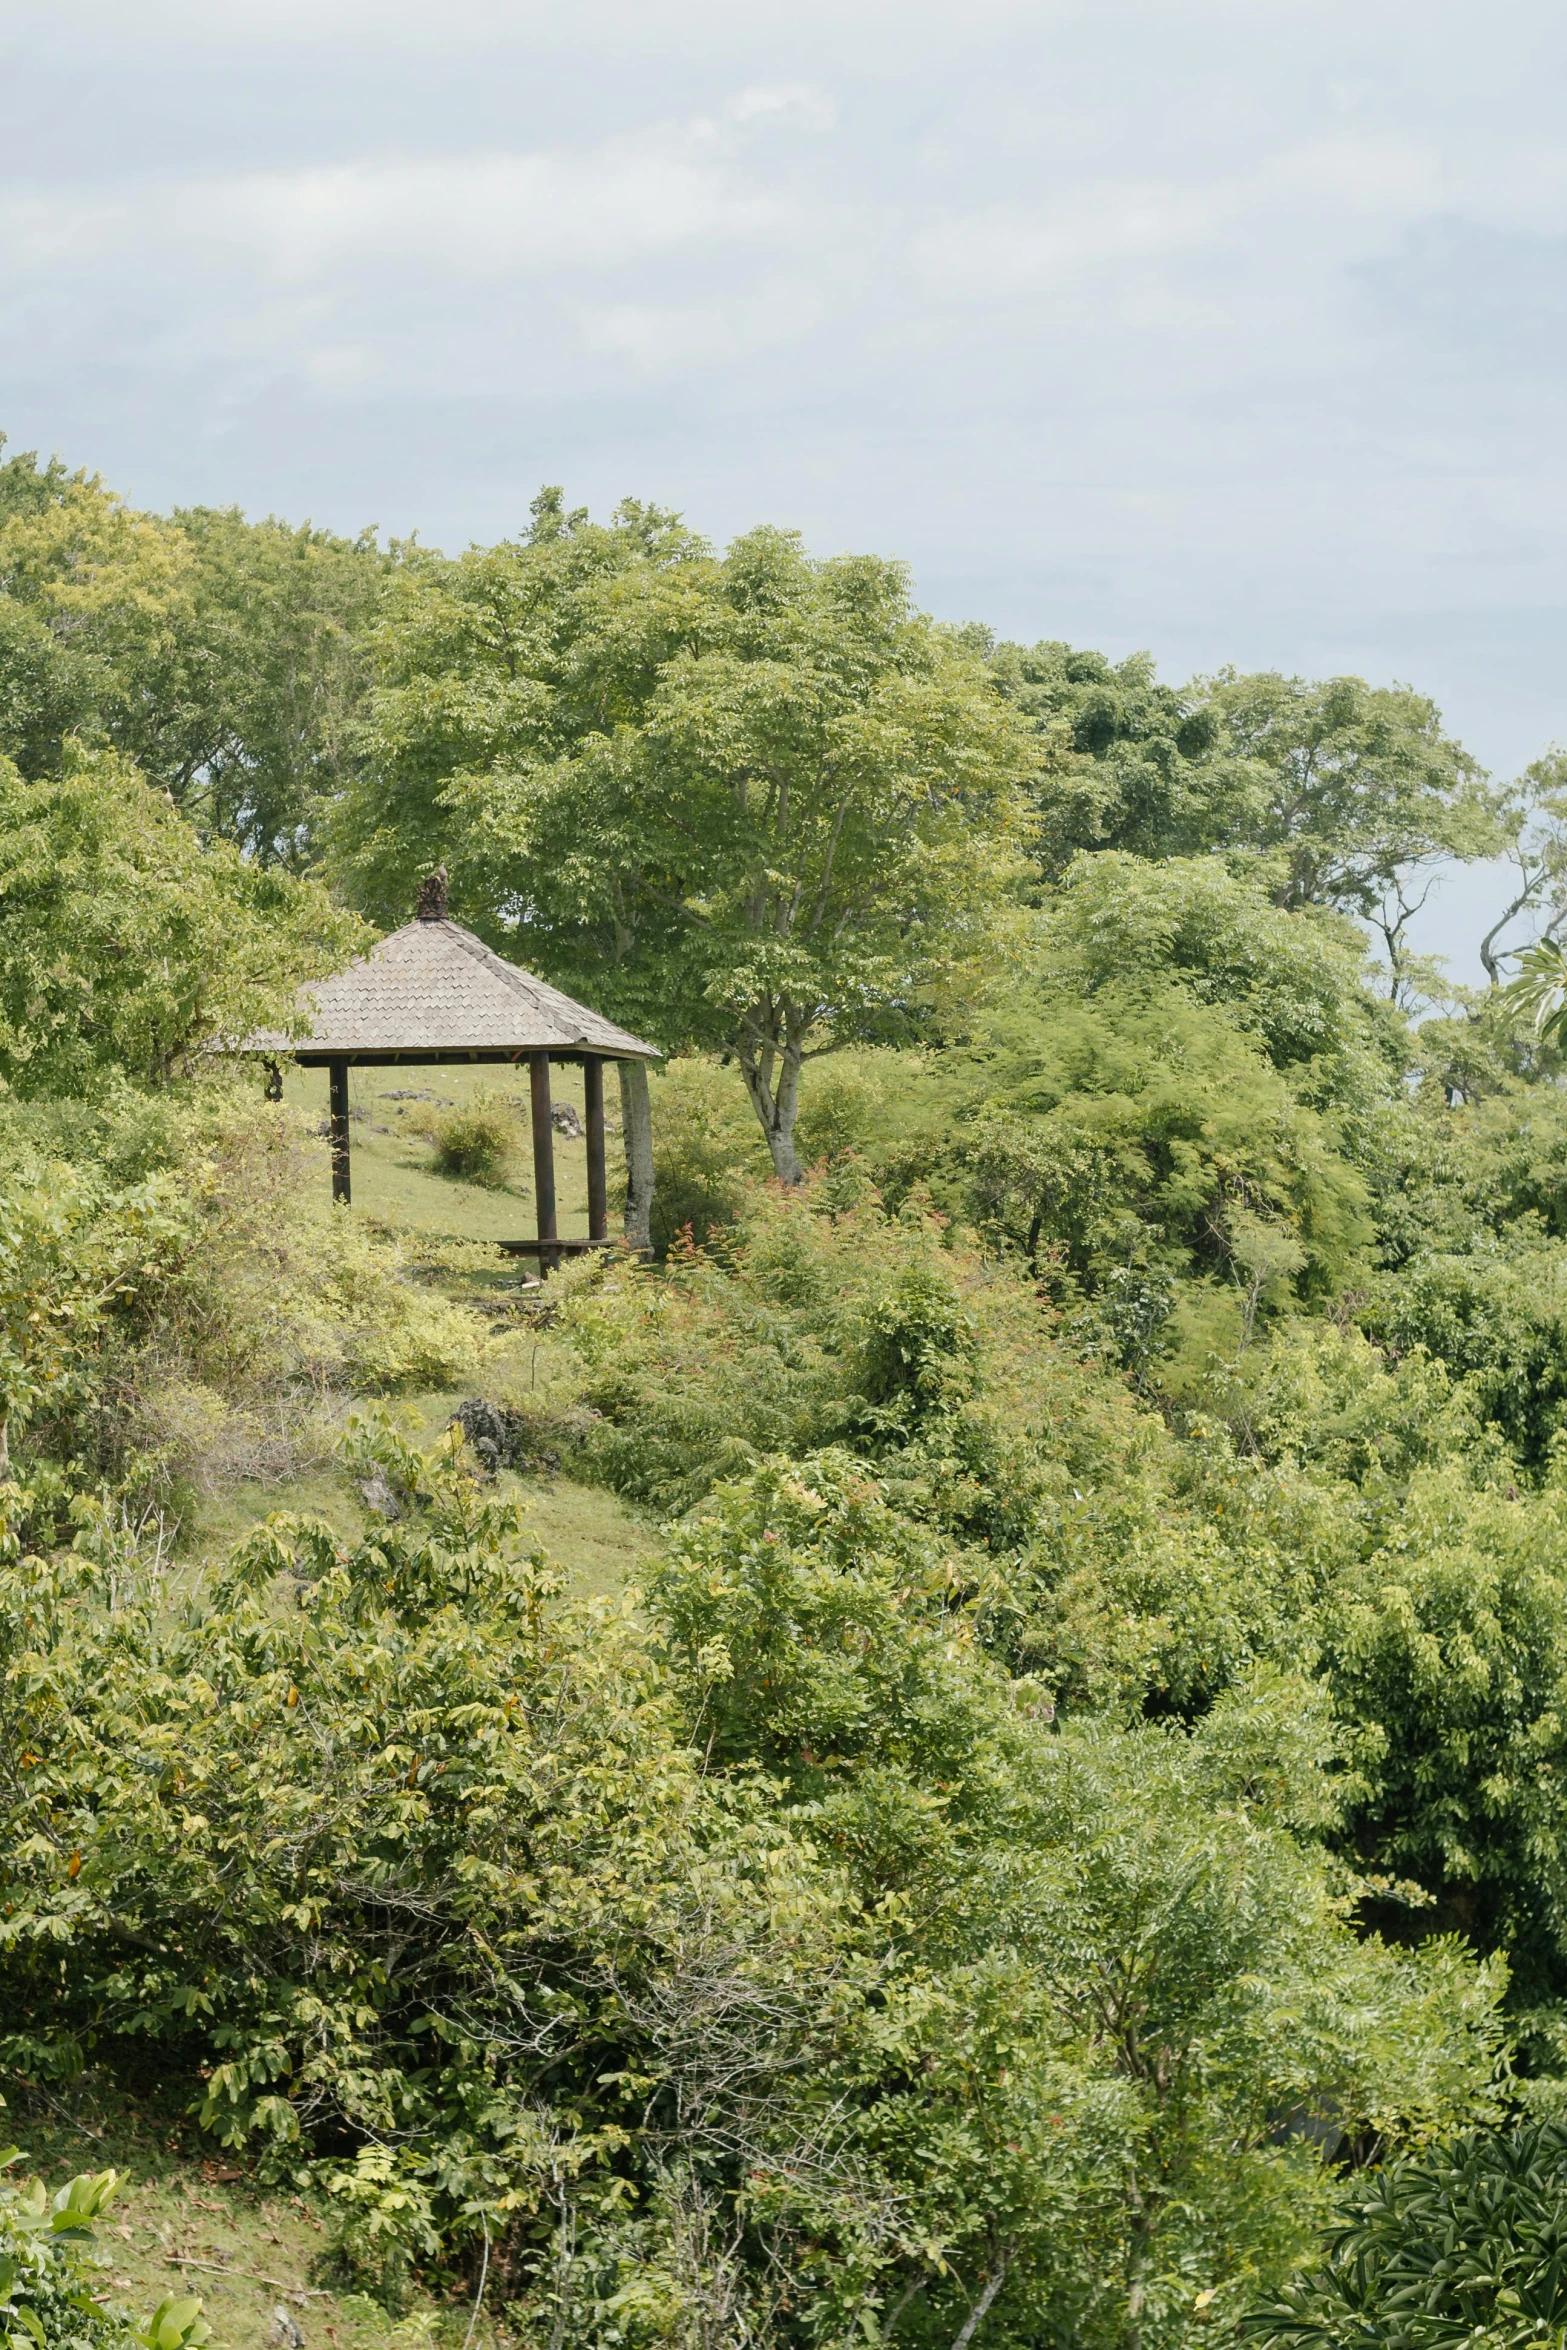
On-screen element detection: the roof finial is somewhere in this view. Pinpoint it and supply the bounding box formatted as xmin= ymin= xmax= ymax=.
xmin=415 ymin=867 xmax=449 ymax=922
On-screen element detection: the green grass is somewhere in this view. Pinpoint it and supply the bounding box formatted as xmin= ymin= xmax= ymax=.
xmin=192 ymin=1457 xmax=656 ymax=1608
xmin=188 ymin=1075 xmax=662 ymax=1600
xmin=505 ymin=1473 xmax=659 ymax=1603
xmin=276 ymin=1064 xmax=601 ymax=1247
xmin=186 ymin=1321 xmax=658 ymax=1608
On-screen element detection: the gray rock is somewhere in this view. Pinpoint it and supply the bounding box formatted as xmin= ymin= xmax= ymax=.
xmin=452 ymin=1397 xmax=515 ymax=1476
xmin=359 ymin=1472 xmax=402 ymax=1521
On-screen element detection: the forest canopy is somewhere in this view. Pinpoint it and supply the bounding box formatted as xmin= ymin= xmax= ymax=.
xmin=6 ymin=438 xmax=1567 ymax=2350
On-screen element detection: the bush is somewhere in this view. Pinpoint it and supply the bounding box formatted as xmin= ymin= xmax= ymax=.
xmin=0 ymin=744 xmax=365 ymax=1097
xmin=0 ymin=1425 xmax=1504 ymax=2349
xmin=1 ymin=1083 xmax=489 ymax=1506
xmin=645 ymin=1057 xmax=769 ymax=1250
xmin=554 ymin=1172 xmax=1148 ymax=1535
xmin=645 ymin=1051 xmax=921 ymax=1254
xmin=1361 ymin=1240 xmax=1567 ymax=1470
xmin=420 ymin=1093 xmax=520 ymax=1188
xmin=1247 ymin=2122 xmax=1567 ymax=2350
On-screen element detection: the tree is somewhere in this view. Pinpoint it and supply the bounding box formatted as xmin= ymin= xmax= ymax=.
xmin=984 ymin=638 xmax=1250 ymax=878
xmin=1313 ymin=1461 xmax=1567 ymax=2000
xmin=330 ymin=485 xmax=703 ymax=924
xmin=989 ymin=644 xmax=1502 ymax=966
xmin=1199 ymin=670 xmax=1501 ymax=927
xmin=0 ymin=450 xmax=192 ymax=787
xmin=146 ymin=504 xmax=390 ymax=863
xmin=0 ymin=439 xmax=390 ymax=863
xmin=347 ymin=498 xmax=1038 ymax=1181
xmin=0 ymin=744 xmax=366 ymax=1094
xmin=651 ymin=1453 xmax=1507 ymax=2350
xmin=1473 ymin=751 xmax=1567 ymax=987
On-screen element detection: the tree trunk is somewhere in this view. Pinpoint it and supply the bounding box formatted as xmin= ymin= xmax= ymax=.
xmin=737 ymin=1033 xmax=805 ymax=1184
xmin=1480 ymin=884 xmax=1537 ymax=988
xmin=618 ymin=1060 xmax=655 ymax=1254
xmin=1125 ymin=2175 xmax=1150 ymax=2350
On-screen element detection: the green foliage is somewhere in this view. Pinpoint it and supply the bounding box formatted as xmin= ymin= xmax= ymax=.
xmin=0 ymin=444 xmax=388 ymax=863
xmin=0 ymin=746 xmax=366 ymax=1095
xmin=1504 ymin=932 xmax=1567 ymax=1050
xmin=157 ymin=503 xmax=390 ymax=863
xmin=1196 ymin=669 xmax=1500 ymax=918
xmin=12 ymin=436 xmax=1567 ymax=2339
xmin=344 ymin=495 xmax=1038 ymax=1178
xmin=0 ymin=1426 xmax=1506 ymax=2350
xmin=1314 ymin=1469 xmax=1567 ymax=2002
xmin=0 ymin=1088 xmax=488 ymax=1503
xmin=640 ymin=1051 xmax=909 ymax=1254
xmin=0 ymin=1420 xmax=759 ymax=2292
xmin=1247 ymin=2122 xmax=1567 ymax=2350
xmin=957 ymin=981 xmax=1372 ymax=1314
xmin=1361 ymin=1243 xmax=1567 ymax=1469
xmin=641 ymin=1057 xmax=771 ymax=1252
xmin=553 ymin=1174 xmax=1148 ymax=1541
xmin=993 ymin=642 xmax=1500 ymax=919
xmin=1037 ymin=853 xmax=1400 ymax=1113
xmin=0 ymin=1159 xmax=185 ymax=1477
xmin=418 ymin=1093 xmax=520 ymax=1189
xmin=648 ymin=1452 xmax=1504 ymax=2349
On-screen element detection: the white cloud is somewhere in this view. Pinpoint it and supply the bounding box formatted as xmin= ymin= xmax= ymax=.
xmin=0 ymin=142 xmax=789 ymax=289
xmin=728 ymin=85 xmax=837 ymax=131
xmin=7 ymin=0 xmax=1567 ymax=857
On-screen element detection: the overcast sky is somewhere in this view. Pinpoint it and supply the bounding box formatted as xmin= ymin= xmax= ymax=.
xmin=3 ymin=0 xmax=1565 ymax=975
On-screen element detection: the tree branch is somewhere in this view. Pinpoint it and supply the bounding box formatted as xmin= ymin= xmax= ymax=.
xmin=950 ymin=2256 xmax=1009 ymax=2350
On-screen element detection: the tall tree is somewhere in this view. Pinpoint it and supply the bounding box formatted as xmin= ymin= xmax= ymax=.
xmin=346 ymin=495 xmax=1037 ymax=1181
xmin=0 ymin=438 xmax=389 ymax=863
xmin=1476 ymin=749 xmax=1567 ymax=986
xmin=0 ymin=744 xmax=365 ymax=1095
xmin=1201 ymin=668 xmax=1502 ymax=923
xmin=991 ymin=641 xmax=1503 ymax=952
xmin=984 ymin=637 xmax=1248 ymax=877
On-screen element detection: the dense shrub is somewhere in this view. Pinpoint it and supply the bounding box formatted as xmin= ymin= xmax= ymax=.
xmin=0 ymin=1427 xmax=1505 ymax=2350
xmin=0 ymin=745 xmax=365 ymax=1096
xmin=553 ymin=1173 xmax=1151 ymax=1537
xmin=420 ymin=1092 xmax=520 ymax=1188
xmin=1361 ymin=1241 xmax=1567 ymax=1470
xmin=0 ymin=1086 xmax=487 ymax=1506
xmin=644 ymin=1056 xmax=769 ymax=1250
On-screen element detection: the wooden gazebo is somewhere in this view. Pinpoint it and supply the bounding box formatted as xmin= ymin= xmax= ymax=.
xmin=251 ymin=875 xmax=658 ymax=1266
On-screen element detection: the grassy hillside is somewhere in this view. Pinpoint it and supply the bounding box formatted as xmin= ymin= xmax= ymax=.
xmin=161 ymin=1064 xmax=658 ymax=1602
xmin=9 ymin=2097 xmax=484 ymax=2350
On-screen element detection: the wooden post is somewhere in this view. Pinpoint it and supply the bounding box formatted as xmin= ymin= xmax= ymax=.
xmin=328 ymin=1059 xmax=352 ymax=1205
xmin=584 ymin=1058 xmax=609 ymax=1243
xmin=618 ymin=1060 xmax=654 ymax=1254
xmin=529 ymin=1053 xmax=559 ymax=1271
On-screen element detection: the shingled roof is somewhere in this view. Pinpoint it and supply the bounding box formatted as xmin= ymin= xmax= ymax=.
xmin=251 ymin=915 xmax=659 ymax=1063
